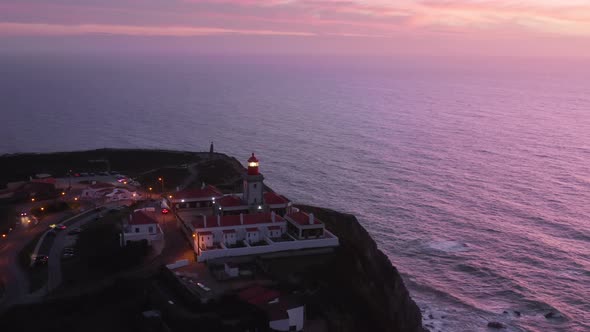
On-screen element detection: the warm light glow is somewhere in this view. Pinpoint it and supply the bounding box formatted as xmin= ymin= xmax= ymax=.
xmin=149 ymin=187 xmax=152 ymax=191
xmin=158 ymin=178 xmax=162 ymax=181
xmin=2 ymin=234 xmax=5 ymax=238
xmin=40 ymin=207 xmax=44 ymax=211
xmin=74 ymin=197 xmax=78 ymax=201
xmin=181 ymin=199 xmax=185 ymax=203
xmin=169 ymin=195 xmax=172 ymax=199
xmin=192 ymin=234 xmax=196 ymax=238
xmin=31 ymin=198 xmax=35 ymax=202
xmin=61 ymin=192 xmax=65 ymax=196
xmin=248 ymin=162 xmax=259 ymax=168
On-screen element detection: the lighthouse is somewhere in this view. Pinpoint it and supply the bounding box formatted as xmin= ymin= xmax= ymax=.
xmin=243 ymin=153 xmax=264 ymax=207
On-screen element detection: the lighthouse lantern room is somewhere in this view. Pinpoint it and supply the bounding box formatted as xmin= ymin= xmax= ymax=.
xmin=243 ymin=153 xmax=264 ymax=207
xmin=247 ymin=153 xmax=260 ymax=175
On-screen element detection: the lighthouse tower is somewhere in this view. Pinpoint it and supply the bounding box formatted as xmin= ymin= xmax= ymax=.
xmin=243 ymin=153 xmax=264 ymax=207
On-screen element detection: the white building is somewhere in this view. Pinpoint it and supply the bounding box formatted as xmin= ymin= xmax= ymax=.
xmin=81 ymin=182 xmax=115 ymax=199
xmin=121 ymin=209 xmax=163 ymax=245
xmin=169 ymin=184 xmax=223 ymax=211
xmin=213 ymin=154 xmax=293 ymax=216
xmin=105 ymin=188 xmax=141 ymax=202
xmin=176 ymin=154 xmax=339 ymax=262
xmin=238 ymin=286 xmax=305 ymax=332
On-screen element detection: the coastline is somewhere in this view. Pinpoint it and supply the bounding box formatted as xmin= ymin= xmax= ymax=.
xmin=0 ymin=149 xmax=426 ymax=332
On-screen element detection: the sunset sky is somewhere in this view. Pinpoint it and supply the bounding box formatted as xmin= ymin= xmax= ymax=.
xmin=1 ymin=0 xmax=590 ymax=56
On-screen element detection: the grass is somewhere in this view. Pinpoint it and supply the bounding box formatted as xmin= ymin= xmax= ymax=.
xmin=62 ymin=208 xmax=149 ymax=286
xmin=136 ymin=167 xmax=191 ymax=193
xmin=0 ymin=204 xmax=16 ymax=234
xmin=17 ymin=231 xmax=50 ymax=292
xmin=18 ymin=231 xmax=45 ymax=268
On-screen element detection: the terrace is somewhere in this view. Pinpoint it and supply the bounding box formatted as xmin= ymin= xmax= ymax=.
xmin=196 ymin=230 xmax=339 ymax=262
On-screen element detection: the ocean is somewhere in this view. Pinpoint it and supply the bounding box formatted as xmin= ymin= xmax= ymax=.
xmin=1 ymin=54 xmax=589 ymax=331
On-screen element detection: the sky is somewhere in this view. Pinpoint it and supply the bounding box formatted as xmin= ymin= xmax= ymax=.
xmin=1 ymin=0 xmax=590 ymax=56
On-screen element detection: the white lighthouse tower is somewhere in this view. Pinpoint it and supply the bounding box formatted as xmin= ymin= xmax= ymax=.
xmin=243 ymin=153 xmax=264 ymax=207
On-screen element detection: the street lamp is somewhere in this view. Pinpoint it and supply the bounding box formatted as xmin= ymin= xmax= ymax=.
xmin=31 ymin=198 xmax=35 ymax=202
xmin=158 ymin=177 xmax=164 ymax=192
xmin=149 ymin=187 xmax=153 ymax=199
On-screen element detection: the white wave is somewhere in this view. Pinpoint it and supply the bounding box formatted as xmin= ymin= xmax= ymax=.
xmin=428 ymin=240 xmax=469 ymax=253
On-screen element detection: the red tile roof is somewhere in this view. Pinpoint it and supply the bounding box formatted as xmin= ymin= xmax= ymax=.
xmin=197 ymin=231 xmax=212 ymax=236
xmin=267 ymin=225 xmax=281 ymax=230
xmin=244 ymin=213 xmax=284 ymax=225
xmin=217 ymin=195 xmax=244 ymax=207
xmin=222 ymin=229 xmax=236 ymax=234
xmin=172 ymin=185 xmax=222 ymax=201
xmin=264 ymin=192 xmax=290 ymax=205
xmin=286 ymin=211 xmax=323 ymax=226
xmin=246 ymin=227 xmax=259 ymax=232
xmin=191 ymin=213 xmax=284 ymax=229
xmin=129 ymin=211 xmax=157 ymax=225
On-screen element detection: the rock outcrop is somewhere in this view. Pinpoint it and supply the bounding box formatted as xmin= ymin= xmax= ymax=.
xmin=297 ymin=204 xmax=425 ymax=332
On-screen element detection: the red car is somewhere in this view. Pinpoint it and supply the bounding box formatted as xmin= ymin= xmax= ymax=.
xmin=161 ymin=208 xmax=169 ymax=214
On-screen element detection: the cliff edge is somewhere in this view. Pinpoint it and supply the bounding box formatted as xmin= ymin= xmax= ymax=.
xmin=293 ymin=204 xmax=425 ymax=332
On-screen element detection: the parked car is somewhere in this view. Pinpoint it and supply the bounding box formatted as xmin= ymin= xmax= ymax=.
xmin=49 ymin=224 xmax=67 ymax=231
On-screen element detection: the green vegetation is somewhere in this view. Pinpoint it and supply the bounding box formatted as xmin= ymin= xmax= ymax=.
xmin=18 ymin=231 xmax=45 ymax=268
xmin=31 ymin=200 xmax=71 ymax=218
xmin=0 ymin=148 xmax=204 ymax=184
xmin=136 ymin=166 xmax=190 ymax=193
xmin=62 ymin=209 xmax=149 ymax=286
xmin=17 ymin=231 xmax=50 ymax=292
xmin=0 ymin=204 xmax=16 ymax=234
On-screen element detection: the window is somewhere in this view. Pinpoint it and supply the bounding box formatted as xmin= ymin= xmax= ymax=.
xmin=135 ymin=227 xmax=140 ymax=233
xmin=148 ymin=226 xmax=153 ymax=233
xmin=253 ymin=184 xmax=257 ymax=188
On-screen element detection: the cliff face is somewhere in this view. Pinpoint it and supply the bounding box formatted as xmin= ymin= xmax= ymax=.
xmin=297 ymin=205 xmax=425 ymax=332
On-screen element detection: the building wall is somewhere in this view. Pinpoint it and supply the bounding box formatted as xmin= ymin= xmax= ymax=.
xmin=244 ymin=176 xmax=263 ymax=206
xmin=195 ymin=222 xmax=286 ymax=245
xmin=269 ymin=319 xmax=290 ymax=331
xmin=197 ymin=233 xmax=339 ymax=262
xmin=287 ymin=306 xmax=305 ymax=331
xmin=122 ymin=224 xmax=163 ymax=245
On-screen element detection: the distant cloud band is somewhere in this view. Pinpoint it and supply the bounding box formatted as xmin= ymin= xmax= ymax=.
xmin=0 ymin=22 xmax=316 ymax=37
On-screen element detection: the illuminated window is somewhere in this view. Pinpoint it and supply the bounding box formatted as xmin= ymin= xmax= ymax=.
xmin=248 ymin=162 xmax=259 ymax=168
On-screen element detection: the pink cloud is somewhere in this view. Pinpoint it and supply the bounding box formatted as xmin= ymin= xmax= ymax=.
xmin=0 ymin=0 xmax=589 ymax=56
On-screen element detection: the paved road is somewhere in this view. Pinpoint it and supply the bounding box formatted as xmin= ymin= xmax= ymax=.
xmin=0 ymin=210 xmax=71 ymax=311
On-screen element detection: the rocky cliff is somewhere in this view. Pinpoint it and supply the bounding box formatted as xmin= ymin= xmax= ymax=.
xmin=295 ymin=204 xmax=425 ymax=332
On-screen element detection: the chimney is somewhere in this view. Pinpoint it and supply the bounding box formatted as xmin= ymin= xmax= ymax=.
xmin=271 ymin=211 xmax=276 ymax=223
xmin=240 ymin=213 xmax=244 ymax=225
xmin=309 ymin=213 xmax=314 ymax=225
xmin=204 ymin=215 xmax=207 ymax=228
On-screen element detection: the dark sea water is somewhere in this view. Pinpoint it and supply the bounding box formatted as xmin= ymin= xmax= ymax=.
xmin=1 ymin=54 xmax=589 ymax=332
